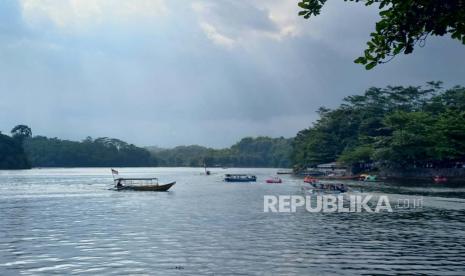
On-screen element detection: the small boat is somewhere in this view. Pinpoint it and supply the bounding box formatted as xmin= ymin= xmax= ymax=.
xmin=359 ymin=174 xmax=377 ymax=182
xmin=320 ymin=175 xmax=359 ymax=180
xmin=277 ymin=170 xmax=293 ymax=175
xmin=115 ymin=178 xmax=176 ymax=192
xmin=305 ymin=183 xmax=348 ymax=194
xmin=304 ymin=176 xmax=318 ymax=184
xmin=266 ymin=177 xmax=282 ymax=183
xmin=433 ymin=175 xmax=447 ymax=183
xmin=111 ymin=169 xmax=175 ymax=192
xmin=224 ymin=174 xmax=256 ymax=182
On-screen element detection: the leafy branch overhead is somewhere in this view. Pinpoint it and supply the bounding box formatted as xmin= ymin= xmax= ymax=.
xmin=297 ymin=0 xmax=465 ymax=69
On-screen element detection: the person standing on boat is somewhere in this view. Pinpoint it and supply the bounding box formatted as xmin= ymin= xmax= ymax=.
xmin=116 ymin=179 xmax=123 ymax=188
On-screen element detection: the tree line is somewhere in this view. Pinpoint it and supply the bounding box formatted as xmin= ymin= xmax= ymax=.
xmin=148 ymin=136 xmax=293 ymax=168
xmin=1 ymin=129 xmax=293 ymax=169
xmin=24 ymin=136 xmax=155 ymax=167
xmin=291 ymin=82 xmax=465 ymax=173
xmin=0 ymin=125 xmax=32 ymax=169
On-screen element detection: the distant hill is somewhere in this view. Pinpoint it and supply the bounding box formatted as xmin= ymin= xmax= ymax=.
xmin=147 ymin=136 xmax=293 ymax=168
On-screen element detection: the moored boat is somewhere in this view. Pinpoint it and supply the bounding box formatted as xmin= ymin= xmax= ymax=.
xmin=359 ymin=174 xmax=377 ymax=182
xmin=224 ymin=174 xmax=257 ymax=182
xmin=304 ymin=176 xmax=318 ymax=184
xmin=266 ymin=176 xmax=282 ymax=183
xmin=319 ymin=175 xmax=359 ymax=180
xmin=277 ymin=170 xmax=293 ymax=175
xmin=433 ymin=175 xmax=448 ymax=183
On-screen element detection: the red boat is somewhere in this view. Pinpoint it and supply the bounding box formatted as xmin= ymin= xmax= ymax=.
xmin=433 ymin=176 xmax=448 ymax=183
xmin=304 ymin=176 xmax=318 ymax=184
xmin=266 ymin=177 xmax=282 ymax=183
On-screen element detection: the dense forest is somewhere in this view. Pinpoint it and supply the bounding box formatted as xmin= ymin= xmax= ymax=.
xmin=20 ymin=135 xmax=292 ymax=168
xmin=148 ymin=136 xmax=293 ymax=168
xmin=24 ymin=136 xmax=156 ymax=167
xmin=0 ymin=126 xmax=31 ymax=169
xmin=292 ymin=82 xmax=465 ymax=173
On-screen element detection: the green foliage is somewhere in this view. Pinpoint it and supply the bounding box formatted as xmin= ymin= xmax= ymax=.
xmin=11 ymin=125 xmax=32 ymax=141
xmin=0 ymin=131 xmax=31 ymax=169
xmin=338 ymin=145 xmax=374 ymax=164
xmin=150 ymin=137 xmax=293 ymax=168
xmin=24 ymin=136 xmax=156 ymax=167
xmin=292 ymin=83 xmax=465 ymax=170
xmin=298 ymin=0 xmax=465 ymax=69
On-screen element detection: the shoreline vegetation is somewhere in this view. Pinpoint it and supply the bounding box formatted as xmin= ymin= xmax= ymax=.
xmin=292 ymin=82 xmax=465 ymax=179
xmin=1 ymin=83 xmax=464 ymax=180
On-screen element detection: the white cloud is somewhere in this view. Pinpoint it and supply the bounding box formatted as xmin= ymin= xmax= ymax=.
xmin=191 ymin=0 xmax=306 ymax=48
xmin=199 ymin=21 xmax=235 ymax=48
xmin=20 ymin=0 xmax=168 ymax=31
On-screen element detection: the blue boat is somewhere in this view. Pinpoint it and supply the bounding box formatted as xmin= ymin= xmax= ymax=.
xmin=224 ymin=174 xmax=257 ymax=182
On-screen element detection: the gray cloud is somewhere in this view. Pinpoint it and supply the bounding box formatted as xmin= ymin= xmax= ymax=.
xmin=0 ymin=0 xmax=464 ymax=147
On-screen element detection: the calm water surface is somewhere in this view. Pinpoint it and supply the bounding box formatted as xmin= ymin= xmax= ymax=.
xmin=1 ymin=168 xmax=465 ymax=275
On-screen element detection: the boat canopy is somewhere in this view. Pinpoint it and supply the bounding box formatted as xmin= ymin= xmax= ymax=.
xmin=114 ymin=177 xmax=159 ymax=185
xmin=115 ymin=177 xmax=158 ymax=181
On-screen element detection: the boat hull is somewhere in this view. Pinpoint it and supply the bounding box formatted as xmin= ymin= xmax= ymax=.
xmin=225 ymin=178 xmax=256 ymax=182
xmin=116 ymin=182 xmax=175 ymax=192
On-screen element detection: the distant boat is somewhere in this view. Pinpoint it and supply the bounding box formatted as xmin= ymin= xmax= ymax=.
xmin=304 ymin=183 xmax=348 ymax=194
xmin=433 ymin=175 xmax=447 ymax=183
xmin=112 ymin=169 xmax=175 ymax=191
xmin=266 ymin=176 xmax=282 ymax=183
xmin=277 ymin=170 xmax=293 ymax=175
xmin=320 ymin=175 xmax=359 ymax=180
xmin=304 ymin=176 xmax=318 ymax=184
xmin=224 ymin=174 xmax=256 ymax=182
xmin=359 ymin=174 xmax=377 ymax=182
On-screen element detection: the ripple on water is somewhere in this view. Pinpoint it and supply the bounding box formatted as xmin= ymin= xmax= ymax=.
xmin=1 ymin=168 xmax=465 ymax=275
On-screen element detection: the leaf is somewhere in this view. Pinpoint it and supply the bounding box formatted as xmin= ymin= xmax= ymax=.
xmin=354 ymin=57 xmax=367 ymax=64
xmin=365 ymin=62 xmax=377 ymax=70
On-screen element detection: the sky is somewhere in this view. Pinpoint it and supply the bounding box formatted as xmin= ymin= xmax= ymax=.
xmin=1 ymin=0 xmax=464 ymax=148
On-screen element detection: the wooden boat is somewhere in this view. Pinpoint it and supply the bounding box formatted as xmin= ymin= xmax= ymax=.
xmin=114 ymin=178 xmax=175 ymax=192
xmin=266 ymin=177 xmax=282 ymax=183
xmin=224 ymin=174 xmax=256 ymax=182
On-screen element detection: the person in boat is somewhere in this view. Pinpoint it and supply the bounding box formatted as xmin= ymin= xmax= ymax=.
xmin=116 ymin=179 xmax=123 ymax=188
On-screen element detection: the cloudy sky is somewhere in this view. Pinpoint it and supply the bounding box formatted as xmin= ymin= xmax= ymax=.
xmin=1 ymin=0 xmax=464 ymax=148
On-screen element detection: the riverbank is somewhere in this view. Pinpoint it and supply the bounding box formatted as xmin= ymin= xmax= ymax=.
xmin=379 ymin=168 xmax=465 ymax=182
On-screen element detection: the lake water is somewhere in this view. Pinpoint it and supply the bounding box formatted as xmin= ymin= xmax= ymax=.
xmin=1 ymin=168 xmax=465 ymax=275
